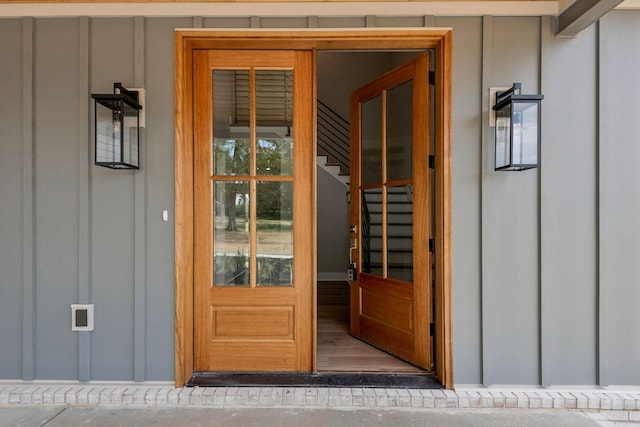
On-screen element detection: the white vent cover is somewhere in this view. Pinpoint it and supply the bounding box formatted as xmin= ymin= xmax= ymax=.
xmin=71 ymin=304 xmax=94 ymax=332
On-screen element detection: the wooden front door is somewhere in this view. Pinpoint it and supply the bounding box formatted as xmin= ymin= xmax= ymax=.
xmin=193 ymin=50 xmax=314 ymax=371
xmin=349 ymin=53 xmax=432 ymax=369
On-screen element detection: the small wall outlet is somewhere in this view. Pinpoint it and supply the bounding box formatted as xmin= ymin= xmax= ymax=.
xmin=71 ymin=304 xmax=94 ymax=332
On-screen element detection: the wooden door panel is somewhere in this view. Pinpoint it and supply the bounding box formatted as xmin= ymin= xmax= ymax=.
xmin=358 ymin=318 xmax=415 ymax=361
xmin=194 ymin=49 xmax=313 ymax=372
xmin=211 ymin=306 xmax=295 ymax=340
xmin=358 ymin=277 xmax=415 ymax=361
xmin=201 ymin=343 xmax=297 ymax=372
xmin=361 ymin=287 xmax=413 ymax=331
xmin=350 ymin=53 xmax=432 ymax=369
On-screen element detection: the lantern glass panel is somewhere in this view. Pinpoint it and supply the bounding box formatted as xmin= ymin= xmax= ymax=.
xmin=495 ymin=104 xmax=511 ymax=169
xmin=94 ymin=97 xmax=139 ymax=169
xmin=512 ymin=101 xmax=539 ymax=167
xmin=95 ymin=100 xmax=124 ymax=165
xmin=122 ymin=102 xmax=139 ymax=167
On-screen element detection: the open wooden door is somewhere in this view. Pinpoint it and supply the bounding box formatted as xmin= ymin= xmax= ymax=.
xmin=193 ymin=50 xmax=314 ymax=372
xmin=349 ymin=53 xmax=432 ymax=369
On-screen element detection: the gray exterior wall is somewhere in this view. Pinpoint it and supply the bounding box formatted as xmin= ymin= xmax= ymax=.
xmin=316 ymin=167 xmax=350 ymax=278
xmin=0 ymin=11 xmax=639 ymax=386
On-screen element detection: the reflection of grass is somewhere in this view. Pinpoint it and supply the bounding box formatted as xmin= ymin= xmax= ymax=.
xmin=257 ymin=219 xmax=292 ymax=231
xmin=214 ymin=218 xmax=291 ymax=231
xmin=213 ymin=217 xmax=292 ymax=256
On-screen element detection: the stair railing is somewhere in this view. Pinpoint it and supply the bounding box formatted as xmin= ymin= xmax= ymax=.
xmin=317 ymin=100 xmax=350 ymax=175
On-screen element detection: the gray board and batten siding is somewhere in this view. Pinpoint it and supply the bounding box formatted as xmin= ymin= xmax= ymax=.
xmin=1 ymin=12 xmax=640 ymax=386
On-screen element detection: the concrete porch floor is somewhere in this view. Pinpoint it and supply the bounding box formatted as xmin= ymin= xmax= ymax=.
xmin=1 ymin=384 xmax=640 ymax=426
xmin=0 ymin=406 xmax=608 ymax=427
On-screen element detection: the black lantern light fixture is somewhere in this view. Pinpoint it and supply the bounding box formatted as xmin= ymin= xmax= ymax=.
xmin=492 ymin=83 xmax=543 ymax=171
xmin=91 ymin=83 xmax=143 ymax=169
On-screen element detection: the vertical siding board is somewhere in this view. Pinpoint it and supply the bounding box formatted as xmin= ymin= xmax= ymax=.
xmin=78 ymin=16 xmax=91 ymax=382
xmin=21 ymin=17 xmax=35 ymax=382
xmin=34 ymin=18 xmax=80 ymax=380
xmin=144 ymin=17 xmax=191 ymax=381
xmin=437 ymin=16 xmax=483 ymax=385
xmin=0 ymin=18 xmax=25 ymax=379
xmin=482 ymin=17 xmax=541 ymax=385
xmin=599 ymin=11 xmax=640 ymax=385
xmin=480 ymin=16 xmax=493 ymax=385
xmin=89 ymin=17 xmax=136 ymax=381
xmin=133 ymin=16 xmax=147 ymax=382
xmin=597 ymin=18 xmax=609 ymax=387
xmin=540 ymin=19 xmax=598 ymax=386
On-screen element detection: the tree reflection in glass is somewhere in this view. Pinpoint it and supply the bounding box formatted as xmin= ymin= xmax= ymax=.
xmin=256 ymin=137 xmax=293 ymax=176
xmin=257 ymin=181 xmax=293 ymax=286
xmin=213 ymin=181 xmax=250 ymax=286
xmin=213 ymin=138 xmax=250 ymax=176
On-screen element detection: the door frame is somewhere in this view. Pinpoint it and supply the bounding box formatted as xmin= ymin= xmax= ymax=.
xmin=174 ymin=28 xmax=453 ymax=389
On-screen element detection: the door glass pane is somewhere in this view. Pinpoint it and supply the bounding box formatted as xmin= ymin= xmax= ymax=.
xmin=361 ymin=188 xmax=383 ymax=277
xmin=256 ymin=70 xmax=294 ymax=176
xmin=213 ymin=70 xmax=250 ymax=175
xmin=257 ymin=181 xmax=293 ymax=286
xmin=256 ymin=137 xmax=293 ymax=176
xmin=387 ymin=185 xmax=413 ymax=282
xmin=213 ymin=181 xmax=250 ymax=286
xmin=256 ymin=70 xmax=292 ymax=126
xmin=361 ymin=95 xmax=382 ymax=186
xmin=386 ymin=80 xmax=413 ymax=181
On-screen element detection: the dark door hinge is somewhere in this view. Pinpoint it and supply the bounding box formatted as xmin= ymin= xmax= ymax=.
xmin=429 ymin=155 xmax=435 ymax=169
xmin=428 ymin=70 xmax=435 ymax=86
xmin=429 ymin=238 xmax=435 ymax=253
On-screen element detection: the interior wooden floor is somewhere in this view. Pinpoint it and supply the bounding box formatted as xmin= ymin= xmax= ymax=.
xmin=316 ymin=281 xmax=425 ymax=374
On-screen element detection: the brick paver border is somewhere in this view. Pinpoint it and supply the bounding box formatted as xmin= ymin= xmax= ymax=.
xmin=1 ymin=384 xmax=639 ymax=412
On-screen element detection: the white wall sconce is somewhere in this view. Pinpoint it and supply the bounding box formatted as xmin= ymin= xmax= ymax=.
xmin=91 ymin=83 xmax=143 ymax=170
xmin=492 ymin=83 xmax=544 ymax=171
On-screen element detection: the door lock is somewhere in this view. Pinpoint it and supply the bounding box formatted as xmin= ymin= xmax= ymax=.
xmin=347 ymin=264 xmax=357 ymax=281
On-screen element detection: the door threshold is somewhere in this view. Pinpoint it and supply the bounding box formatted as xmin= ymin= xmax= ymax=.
xmin=186 ymin=372 xmax=442 ymax=388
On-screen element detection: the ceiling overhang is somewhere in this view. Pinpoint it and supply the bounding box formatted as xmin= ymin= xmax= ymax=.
xmin=0 ymin=1 xmax=560 ymax=17
xmin=555 ymin=0 xmax=625 ymax=36
xmin=1 ymin=0 xmax=637 ymax=37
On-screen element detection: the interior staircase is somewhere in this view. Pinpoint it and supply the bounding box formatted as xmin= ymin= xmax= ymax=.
xmin=317 ymin=100 xmax=350 ymax=186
